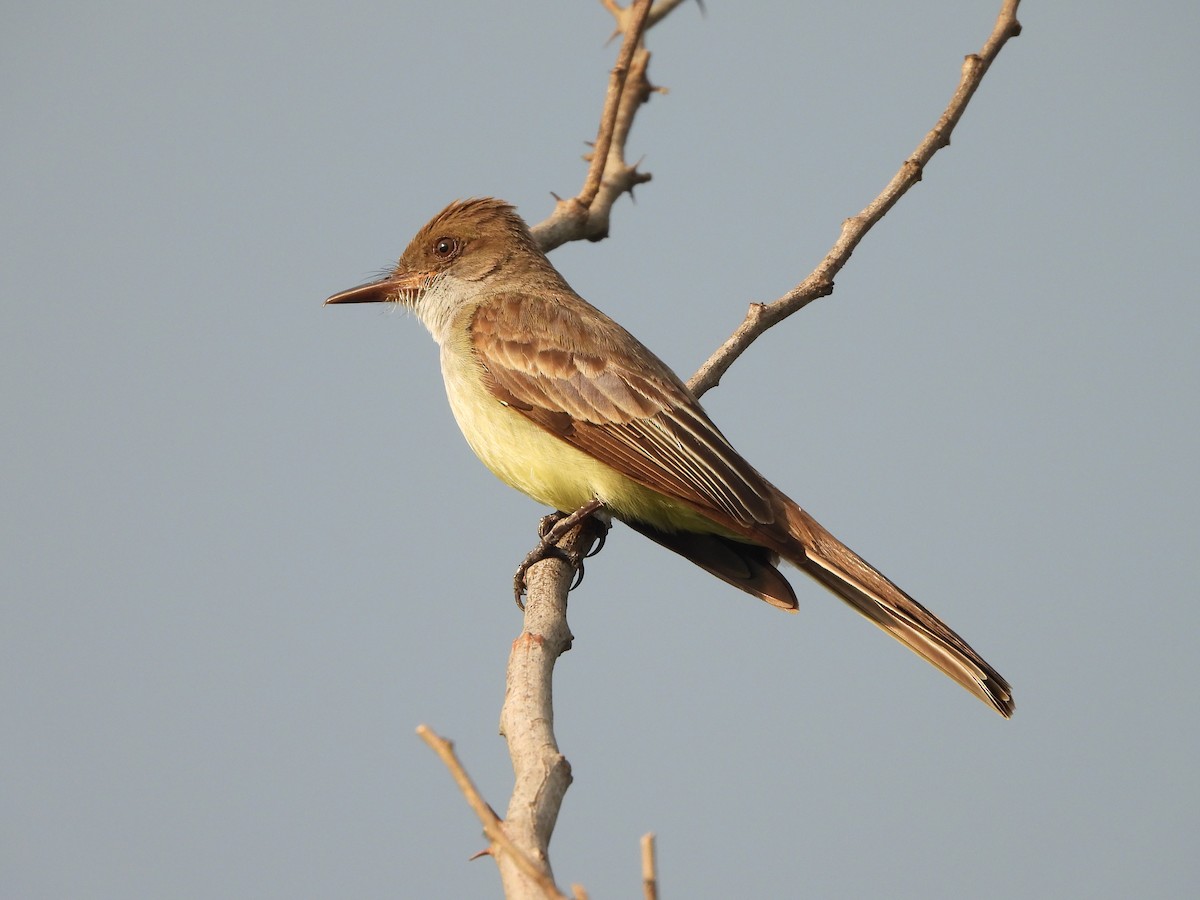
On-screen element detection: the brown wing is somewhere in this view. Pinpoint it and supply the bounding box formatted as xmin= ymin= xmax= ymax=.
xmin=470 ymin=293 xmax=776 ymax=528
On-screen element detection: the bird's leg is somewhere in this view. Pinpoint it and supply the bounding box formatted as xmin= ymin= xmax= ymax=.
xmin=513 ymin=499 xmax=609 ymax=608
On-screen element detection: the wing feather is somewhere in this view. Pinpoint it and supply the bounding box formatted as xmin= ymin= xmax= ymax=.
xmin=471 ymin=294 xmax=775 ymax=526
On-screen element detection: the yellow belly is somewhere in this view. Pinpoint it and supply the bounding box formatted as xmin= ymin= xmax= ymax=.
xmin=439 ymin=341 xmax=721 ymax=535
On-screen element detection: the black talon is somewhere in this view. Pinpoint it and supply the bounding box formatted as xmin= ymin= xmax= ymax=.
xmin=513 ymin=544 xmax=573 ymax=608
xmin=584 ymin=527 xmax=607 ymax=559
xmin=512 ymin=499 xmax=607 ymax=609
xmin=568 ymin=558 xmax=586 ymax=591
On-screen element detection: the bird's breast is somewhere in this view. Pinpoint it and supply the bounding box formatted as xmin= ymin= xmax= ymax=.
xmin=437 ymin=341 xmax=725 ymax=535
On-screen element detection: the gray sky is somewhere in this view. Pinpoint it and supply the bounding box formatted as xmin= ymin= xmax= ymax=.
xmin=4 ymin=2 xmax=1197 ymax=897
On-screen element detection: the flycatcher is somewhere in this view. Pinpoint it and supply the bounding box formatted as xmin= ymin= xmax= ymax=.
xmin=327 ymin=198 xmax=1014 ymax=717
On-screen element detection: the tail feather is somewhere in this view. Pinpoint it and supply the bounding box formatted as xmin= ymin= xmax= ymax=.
xmin=623 ymin=520 xmax=799 ymax=612
xmin=617 ymin=491 xmax=1014 ymax=716
xmin=781 ymin=504 xmax=1014 ymax=717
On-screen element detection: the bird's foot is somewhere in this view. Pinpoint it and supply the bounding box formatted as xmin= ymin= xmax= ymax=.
xmin=512 ymin=500 xmax=608 ymax=609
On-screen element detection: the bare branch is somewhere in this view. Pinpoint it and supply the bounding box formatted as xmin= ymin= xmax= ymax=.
xmin=579 ymin=0 xmax=652 ymax=207
xmin=641 ymin=833 xmax=659 ymax=900
xmin=688 ymin=0 xmax=1022 ymax=397
xmin=646 ymin=0 xmax=696 ymax=30
xmin=603 ymin=0 xmax=694 ymax=32
xmin=532 ymin=0 xmax=666 ymax=251
xmin=496 ymin=518 xmax=600 ymax=899
xmin=416 ymin=724 xmax=570 ymax=899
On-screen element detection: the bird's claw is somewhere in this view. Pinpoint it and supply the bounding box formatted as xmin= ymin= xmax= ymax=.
xmin=583 ymin=527 xmax=607 ymax=559
xmin=512 ymin=501 xmax=607 ymax=609
xmin=512 ymin=542 xmax=579 ymax=609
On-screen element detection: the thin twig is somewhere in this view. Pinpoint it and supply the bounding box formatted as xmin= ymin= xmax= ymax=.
xmin=646 ymin=0 xmax=696 ymax=30
xmin=579 ymin=0 xmax=653 ymax=207
xmin=533 ymin=0 xmax=672 ymax=251
xmin=416 ymin=724 xmax=571 ymax=900
xmin=601 ymin=0 xmax=691 ymax=42
xmin=688 ymin=0 xmax=1023 ymax=397
xmin=641 ymin=833 xmax=659 ymax=900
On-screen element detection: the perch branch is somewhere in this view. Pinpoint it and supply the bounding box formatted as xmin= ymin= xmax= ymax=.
xmin=495 ymin=2 xmax=691 ymax=893
xmin=496 ymin=519 xmax=600 ymax=898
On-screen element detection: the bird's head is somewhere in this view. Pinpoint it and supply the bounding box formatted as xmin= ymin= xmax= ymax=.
xmin=325 ymin=198 xmax=561 ymax=342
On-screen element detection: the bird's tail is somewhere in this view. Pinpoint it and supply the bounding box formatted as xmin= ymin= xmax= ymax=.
xmin=624 ymin=519 xmax=800 ymax=611
xmin=778 ymin=503 xmax=1014 ymax=717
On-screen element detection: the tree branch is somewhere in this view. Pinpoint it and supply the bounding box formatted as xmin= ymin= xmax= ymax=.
xmin=416 ymin=724 xmax=571 ymax=899
xmin=531 ymin=0 xmax=661 ymax=251
xmin=688 ymin=0 xmax=1022 ymax=397
xmin=578 ymin=0 xmax=654 ymax=208
xmin=497 ymin=521 xmax=600 ymax=899
xmin=493 ymin=3 xmax=692 ymax=896
xmin=641 ymin=832 xmax=659 ymax=900
xmin=602 ymin=0 xmax=694 ymax=32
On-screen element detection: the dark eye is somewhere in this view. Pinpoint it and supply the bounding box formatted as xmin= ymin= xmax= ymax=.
xmin=433 ymin=237 xmax=461 ymax=259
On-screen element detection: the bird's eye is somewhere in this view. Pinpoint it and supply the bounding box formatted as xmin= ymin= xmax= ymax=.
xmin=433 ymin=237 xmax=461 ymax=259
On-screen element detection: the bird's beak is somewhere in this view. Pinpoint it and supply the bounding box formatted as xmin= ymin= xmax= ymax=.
xmin=324 ymin=270 xmax=430 ymax=305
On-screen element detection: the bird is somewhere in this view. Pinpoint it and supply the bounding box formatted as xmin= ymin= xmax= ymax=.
xmin=326 ymin=197 xmax=1014 ymax=717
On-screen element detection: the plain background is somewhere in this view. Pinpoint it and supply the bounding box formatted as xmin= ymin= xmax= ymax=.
xmin=4 ymin=2 xmax=1197 ymax=897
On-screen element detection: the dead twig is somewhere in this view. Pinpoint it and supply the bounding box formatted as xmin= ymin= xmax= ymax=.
xmin=533 ymin=0 xmax=674 ymax=250
xmin=641 ymin=832 xmax=659 ymax=900
xmin=688 ymin=0 xmax=1023 ymax=397
xmin=416 ymin=724 xmax=572 ymax=899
